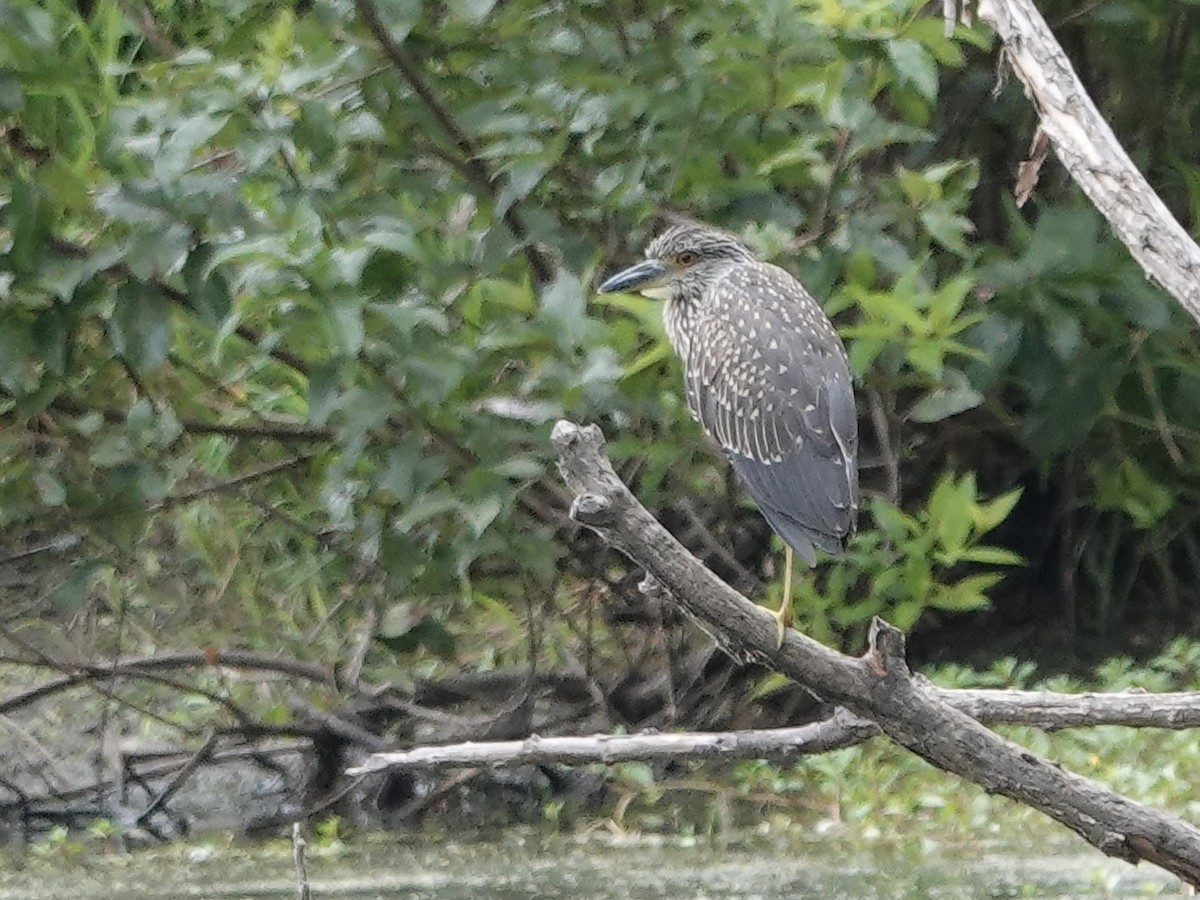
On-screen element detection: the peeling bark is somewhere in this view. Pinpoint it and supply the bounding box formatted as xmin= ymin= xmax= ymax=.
xmin=974 ymin=0 xmax=1200 ymax=325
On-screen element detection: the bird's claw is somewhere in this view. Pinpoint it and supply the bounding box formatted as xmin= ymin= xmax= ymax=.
xmin=767 ymin=601 xmax=792 ymax=650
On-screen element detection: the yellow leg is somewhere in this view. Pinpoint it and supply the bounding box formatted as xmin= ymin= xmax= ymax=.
xmin=767 ymin=545 xmax=795 ymax=649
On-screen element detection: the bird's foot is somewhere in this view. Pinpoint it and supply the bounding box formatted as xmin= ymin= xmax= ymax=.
xmin=765 ymin=597 xmax=792 ymax=650
xmin=768 ymin=545 xmax=795 ymax=650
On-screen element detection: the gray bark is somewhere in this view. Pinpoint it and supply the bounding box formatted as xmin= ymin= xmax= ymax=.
xmin=349 ymin=683 xmax=1200 ymax=771
xmin=551 ymin=421 xmax=1200 ymax=886
xmin=352 ymin=422 xmax=1200 ymax=885
xmin=975 ymin=0 xmax=1200 ymax=325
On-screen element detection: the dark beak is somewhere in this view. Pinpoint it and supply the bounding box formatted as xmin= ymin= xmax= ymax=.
xmin=597 ymin=258 xmax=669 ymax=294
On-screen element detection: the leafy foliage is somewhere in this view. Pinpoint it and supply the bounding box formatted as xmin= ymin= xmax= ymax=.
xmin=2 ymin=0 xmax=1199 ymax=702
xmin=786 ymin=473 xmax=1023 ymax=647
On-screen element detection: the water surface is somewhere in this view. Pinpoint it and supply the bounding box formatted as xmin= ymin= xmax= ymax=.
xmin=0 ymin=832 xmax=1176 ymax=898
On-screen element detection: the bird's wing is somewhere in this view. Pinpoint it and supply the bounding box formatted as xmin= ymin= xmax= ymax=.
xmin=682 ymin=264 xmax=858 ymax=562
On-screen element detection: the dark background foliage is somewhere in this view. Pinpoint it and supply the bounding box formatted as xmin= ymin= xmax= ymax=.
xmin=3 ymin=0 xmax=1200 ymax=728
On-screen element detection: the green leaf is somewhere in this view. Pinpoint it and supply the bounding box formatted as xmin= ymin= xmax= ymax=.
xmin=920 ymin=207 xmax=971 ymax=255
xmin=1023 ymin=350 xmax=1112 ymax=460
xmin=870 ymin=499 xmax=917 ymax=544
xmin=34 ymin=469 xmax=66 ymax=506
xmin=109 ymin=281 xmax=172 ymax=373
xmin=0 ymin=69 xmax=23 ymax=112
xmin=935 ymin=574 xmax=1004 ymax=610
xmin=323 ymin=300 xmax=365 ymax=357
xmin=928 ymin=473 xmax=974 ymax=555
xmin=463 ymin=496 xmax=503 ymax=537
xmin=305 ymin=359 xmax=346 ymax=427
xmin=886 ymin=39 xmax=939 ymax=101
xmin=296 ymin=99 xmax=338 ymax=165
xmin=7 ymin=178 xmax=49 ymax=275
xmin=539 ymin=270 xmax=587 ymax=349
xmin=124 ymin=223 xmax=192 ymax=280
xmin=1090 ymin=460 xmax=1174 ymax=530
xmin=53 ymin=561 xmax=103 ymax=612
xmin=907 ymin=341 xmax=945 ymax=379
xmin=154 ymin=113 xmax=229 ymax=182
xmin=31 ymin=305 xmax=69 ymax=376
xmin=927 ymin=276 xmax=973 ymax=329
xmin=394 ymin=492 xmax=460 ymax=533
xmin=448 ymin=0 xmax=498 ymax=23
xmin=908 ymin=372 xmax=983 ymax=423
xmin=376 ymin=602 xmax=457 ymax=659
xmin=371 ymin=0 xmax=421 ymax=41
xmin=183 ymin=246 xmax=232 ymax=327
xmin=959 ymin=546 xmax=1024 ymax=566
xmin=971 ymin=488 xmax=1022 ymax=534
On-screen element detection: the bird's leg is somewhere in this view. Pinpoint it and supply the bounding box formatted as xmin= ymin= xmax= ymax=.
xmin=768 ymin=545 xmax=795 ymax=648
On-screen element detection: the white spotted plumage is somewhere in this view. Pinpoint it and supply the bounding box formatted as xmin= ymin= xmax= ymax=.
xmin=644 ymin=223 xmax=860 ymax=564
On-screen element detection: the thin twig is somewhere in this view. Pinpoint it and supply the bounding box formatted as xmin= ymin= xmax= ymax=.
xmin=113 ymin=0 xmax=181 ymax=58
xmin=136 ymin=731 xmax=219 ymax=827
xmin=867 ymin=387 xmax=900 ymax=504
xmin=148 ymin=456 xmax=312 ymax=511
xmin=0 ymin=650 xmax=336 ymax=716
xmin=792 ymin=127 xmax=852 ymax=250
xmin=47 ymin=235 xmax=313 ymax=375
xmin=44 ymin=394 xmax=331 ymax=443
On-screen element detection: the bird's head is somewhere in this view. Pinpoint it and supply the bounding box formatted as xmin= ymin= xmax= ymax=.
xmin=598 ymin=223 xmax=755 ymax=301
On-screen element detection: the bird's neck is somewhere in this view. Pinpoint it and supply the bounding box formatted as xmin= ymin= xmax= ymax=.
xmin=663 ymin=293 xmax=696 ymax=360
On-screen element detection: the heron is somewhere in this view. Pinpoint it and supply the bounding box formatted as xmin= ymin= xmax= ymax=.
xmin=598 ymin=222 xmax=859 ymax=647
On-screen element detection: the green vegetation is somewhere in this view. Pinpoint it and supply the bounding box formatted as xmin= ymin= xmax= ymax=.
xmin=6 ymin=0 xmax=1198 ymax=673
xmin=4 ymin=0 xmax=1200 ymax=855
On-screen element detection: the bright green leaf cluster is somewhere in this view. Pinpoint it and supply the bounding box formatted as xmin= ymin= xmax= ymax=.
xmin=789 ymin=474 xmax=1023 ymax=646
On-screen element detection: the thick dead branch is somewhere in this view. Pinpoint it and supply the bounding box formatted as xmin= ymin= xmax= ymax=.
xmin=535 ymin=421 xmax=1200 ymax=886
xmin=975 ymin=0 xmax=1200 ymax=325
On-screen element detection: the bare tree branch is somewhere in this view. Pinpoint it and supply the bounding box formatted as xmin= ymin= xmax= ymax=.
xmin=0 ymin=651 xmax=337 ymax=715
xmin=349 ymin=709 xmax=875 ymax=774
xmin=350 ymin=686 xmax=1200 ymax=773
xmin=524 ymin=421 xmax=1200 ymax=886
xmin=43 ymin=394 xmax=331 ymax=443
xmin=974 ymin=0 xmax=1200 ymax=325
xmin=135 ymin=731 xmax=218 ymax=827
xmin=149 ymin=456 xmax=311 ymax=511
xmin=928 ymin=685 xmax=1200 ymax=729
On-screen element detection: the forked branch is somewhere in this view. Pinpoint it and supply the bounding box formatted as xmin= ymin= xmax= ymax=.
xmin=350 ymin=421 xmax=1200 ymax=886
xmin=545 ymin=422 xmax=1200 ymax=885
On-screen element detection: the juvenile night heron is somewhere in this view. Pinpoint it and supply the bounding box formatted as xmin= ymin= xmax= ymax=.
xmin=598 ymin=222 xmax=859 ymax=646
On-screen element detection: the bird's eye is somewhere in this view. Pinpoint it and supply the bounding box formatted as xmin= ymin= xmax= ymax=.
xmin=676 ymin=251 xmax=697 ymax=267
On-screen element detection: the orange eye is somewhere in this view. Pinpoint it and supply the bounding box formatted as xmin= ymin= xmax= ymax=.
xmin=676 ymin=251 xmax=697 ymax=267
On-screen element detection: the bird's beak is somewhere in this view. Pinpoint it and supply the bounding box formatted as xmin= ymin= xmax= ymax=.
xmin=597 ymin=258 xmax=669 ymax=295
